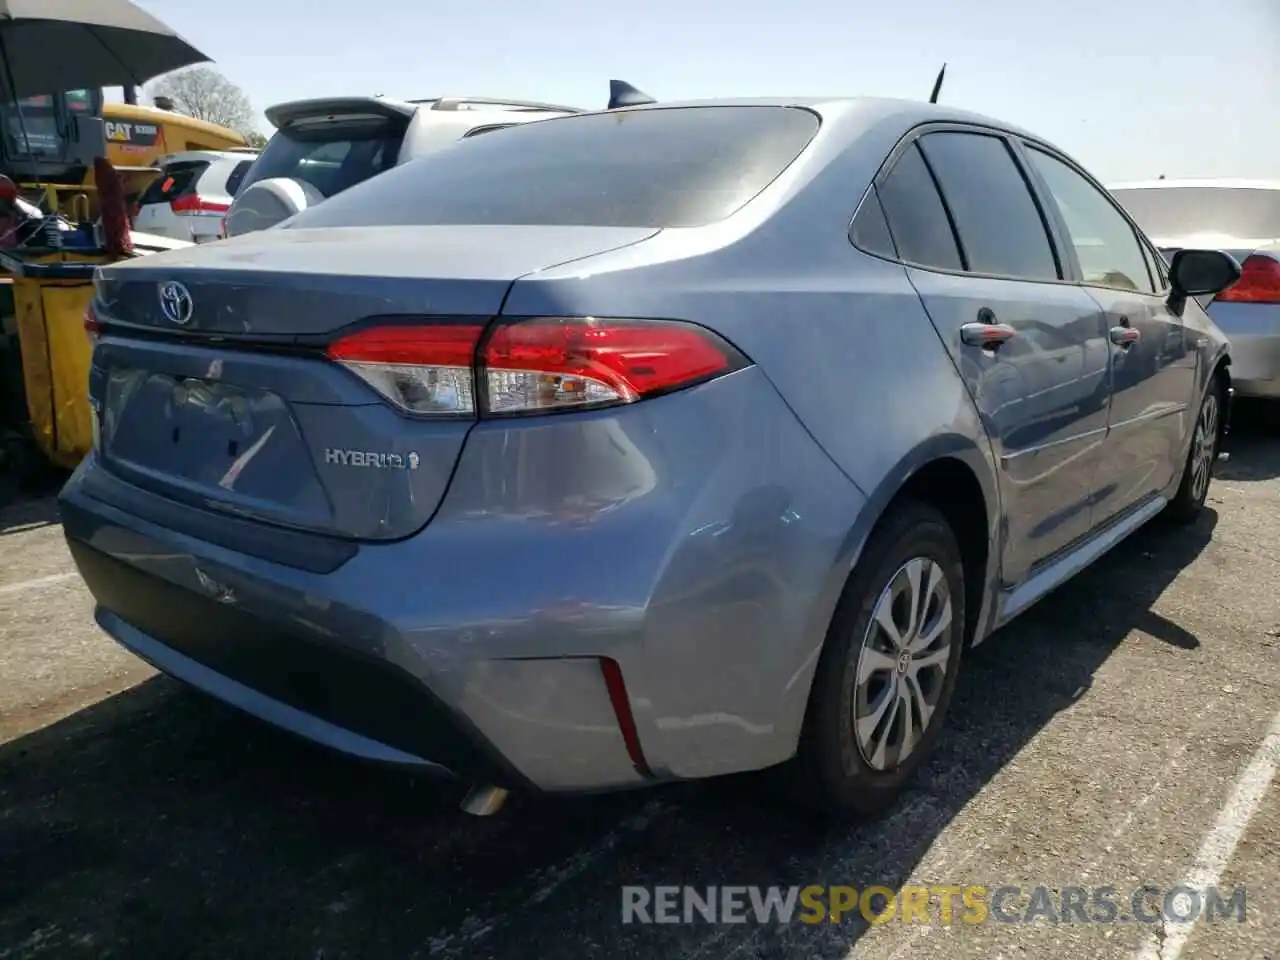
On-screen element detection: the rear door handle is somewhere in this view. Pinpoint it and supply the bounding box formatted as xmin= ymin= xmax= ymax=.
xmin=960 ymin=322 xmax=1017 ymax=349
xmin=1109 ymin=326 xmax=1140 ymax=348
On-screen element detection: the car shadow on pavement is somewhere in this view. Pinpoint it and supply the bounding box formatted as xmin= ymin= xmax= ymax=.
xmin=0 ymin=516 xmax=1221 ymax=960
xmin=1219 ymin=402 xmax=1280 ymax=482
xmin=0 ymin=494 xmax=59 ymax=537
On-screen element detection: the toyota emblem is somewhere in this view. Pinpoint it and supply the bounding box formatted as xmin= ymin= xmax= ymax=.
xmin=158 ymin=280 xmax=194 ymax=325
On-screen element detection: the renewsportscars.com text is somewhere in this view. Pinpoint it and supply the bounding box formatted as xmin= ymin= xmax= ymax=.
xmin=620 ymin=884 xmax=1247 ymax=926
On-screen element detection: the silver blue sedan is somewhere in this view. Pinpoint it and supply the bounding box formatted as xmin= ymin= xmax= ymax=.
xmin=63 ymin=97 xmax=1238 ymax=818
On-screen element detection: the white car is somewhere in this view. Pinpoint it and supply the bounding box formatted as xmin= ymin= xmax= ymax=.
xmin=1109 ymin=179 xmax=1280 ymax=400
xmin=132 ymin=149 xmax=260 ymax=243
xmin=223 ymin=81 xmax=655 ymax=238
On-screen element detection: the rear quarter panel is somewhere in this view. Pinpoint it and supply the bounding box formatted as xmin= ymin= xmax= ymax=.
xmin=499 ymin=109 xmax=1005 ymax=760
xmin=505 ymin=102 xmax=999 ymax=513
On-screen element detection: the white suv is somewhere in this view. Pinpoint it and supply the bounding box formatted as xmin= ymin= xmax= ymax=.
xmin=132 ymin=149 xmax=260 ymax=243
xmin=223 ymin=82 xmax=654 ymax=238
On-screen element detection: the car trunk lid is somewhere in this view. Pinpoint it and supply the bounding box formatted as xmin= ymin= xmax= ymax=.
xmin=91 ymin=224 xmax=658 ymax=543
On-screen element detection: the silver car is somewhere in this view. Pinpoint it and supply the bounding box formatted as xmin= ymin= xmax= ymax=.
xmin=1109 ymin=179 xmax=1280 ymax=400
xmin=63 ymin=98 xmax=1239 ymax=818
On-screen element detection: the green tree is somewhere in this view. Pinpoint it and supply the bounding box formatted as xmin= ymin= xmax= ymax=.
xmin=148 ymin=67 xmax=256 ymax=135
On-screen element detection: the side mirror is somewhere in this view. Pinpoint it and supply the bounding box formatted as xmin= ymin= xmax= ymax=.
xmin=1168 ymin=248 xmax=1242 ymax=298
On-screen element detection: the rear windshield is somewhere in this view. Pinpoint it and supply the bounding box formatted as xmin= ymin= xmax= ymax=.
xmin=1110 ymin=186 xmax=1280 ymax=241
xmin=286 ymin=105 xmax=822 ymax=230
xmin=237 ymin=118 xmax=405 ymax=200
xmin=139 ymin=161 xmax=208 ymax=205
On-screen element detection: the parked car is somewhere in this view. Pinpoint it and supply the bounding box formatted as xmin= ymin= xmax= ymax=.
xmin=64 ymin=97 xmax=1239 ymax=818
xmin=223 ymin=82 xmax=654 ymax=239
xmin=1109 ymin=179 xmax=1280 ymax=401
xmin=132 ymin=149 xmax=259 ymax=243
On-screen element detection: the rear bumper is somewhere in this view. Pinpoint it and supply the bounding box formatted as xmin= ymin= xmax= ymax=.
xmin=61 ymin=485 xmax=644 ymax=793
xmin=60 ymin=366 xmax=866 ymax=792
xmin=1208 ymin=302 xmax=1280 ymax=398
xmin=67 ymin=532 xmax=515 ymax=782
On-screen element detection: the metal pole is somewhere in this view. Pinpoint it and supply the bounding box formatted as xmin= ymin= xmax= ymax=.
xmin=0 ymin=32 xmax=37 ymax=189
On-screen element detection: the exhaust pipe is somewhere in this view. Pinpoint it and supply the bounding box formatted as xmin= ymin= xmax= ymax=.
xmin=460 ymin=784 xmax=510 ymax=817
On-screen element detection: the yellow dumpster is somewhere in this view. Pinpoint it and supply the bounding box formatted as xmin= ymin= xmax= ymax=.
xmin=0 ymin=250 xmax=109 ymax=470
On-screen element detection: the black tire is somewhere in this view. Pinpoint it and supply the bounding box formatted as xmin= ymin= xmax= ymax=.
xmin=794 ymin=500 xmax=966 ymax=818
xmin=1166 ymin=376 xmax=1227 ymax=524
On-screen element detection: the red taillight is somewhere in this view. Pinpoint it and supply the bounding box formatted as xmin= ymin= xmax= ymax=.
xmin=1216 ymin=254 xmax=1280 ymax=304
xmin=170 ymin=194 xmax=231 ymax=216
xmin=325 ymin=317 xmax=746 ymax=418
xmin=480 ymin=317 xmax=742 ymax=416
xmin=326 ymin=324 xmax=485 ymax=415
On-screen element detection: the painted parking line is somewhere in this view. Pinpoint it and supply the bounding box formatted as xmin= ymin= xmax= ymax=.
xmin=0 ymin=571 xmax=79 ymax=596
xmin=1133 ymin=706 xmax=1280 ymax=960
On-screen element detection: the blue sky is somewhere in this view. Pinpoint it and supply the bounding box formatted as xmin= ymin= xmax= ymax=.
xmin=123 ymin=0 xmax=1278 ymax=182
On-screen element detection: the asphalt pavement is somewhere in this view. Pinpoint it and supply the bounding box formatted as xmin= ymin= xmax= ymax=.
xmin=1 ymin=407 xmax=1278 ymax=960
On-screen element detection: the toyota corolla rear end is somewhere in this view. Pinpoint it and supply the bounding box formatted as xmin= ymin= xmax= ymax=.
xmin=60 ymin=102 xmax=867 ymax=805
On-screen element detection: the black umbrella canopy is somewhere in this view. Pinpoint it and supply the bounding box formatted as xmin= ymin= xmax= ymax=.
xmin=0 ymin=0 xmax=211 ymax=100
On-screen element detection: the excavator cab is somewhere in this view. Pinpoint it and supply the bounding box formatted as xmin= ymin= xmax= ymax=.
xmin=0 ymin=88 xmax=106 ymax=217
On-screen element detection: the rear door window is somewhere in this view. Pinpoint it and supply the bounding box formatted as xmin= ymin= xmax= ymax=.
xmin=236 ymin=119 xmax=405 ymax=199
xmin=286 ymin=105 xmax=822 ymax=230
xmin=875 ymin=144 xmax=963 ymax=271
xmin=138 ymin=160 xmax=208 ymax=206
xmin=918 ymin=131 xmax=1060 ymax=281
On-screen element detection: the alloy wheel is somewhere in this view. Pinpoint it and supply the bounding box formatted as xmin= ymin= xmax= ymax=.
xmin=853 ymin=556 xmax=953 ymax=770
xmin=1190 ymin=392 xmax=1219 ymax=503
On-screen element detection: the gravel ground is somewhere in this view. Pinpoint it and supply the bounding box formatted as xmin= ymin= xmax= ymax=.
xmin=1 ymin=407 xmax=1278 ymax=960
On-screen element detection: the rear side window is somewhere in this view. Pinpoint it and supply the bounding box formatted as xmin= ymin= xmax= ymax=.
xmin=849 ymin=190 xmax=897 ymax=259
xmin=223 ymin=159 xmax=254 ymax=197
xmin=236 ymin=119 xmax=405 ymax=200
xmin=1026 ymin=148 xmax=1155 ymax=293
xmin=876 ymin=144 xmax=963 ymax=271
xmin=286 ymin=106 xmax=822 ymax=230
xmin=918 ymin=132 xmax=1059 ymax=281
xmin=139 ymin=161 xmax=208 ymax=205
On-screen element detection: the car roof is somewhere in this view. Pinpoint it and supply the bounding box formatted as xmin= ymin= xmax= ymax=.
xmin=554 ymin=95 xmax=1054 ymax=147
xmin=614 ymin=94 xmax=1026 ymax=120
xmin=1108 ymin=178 xmax=1280 ymax=192
xmin=550 ymin=96 xmax=1058 ymax=178
xmin=261 ymin=93 xmax=1045 ymax=143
